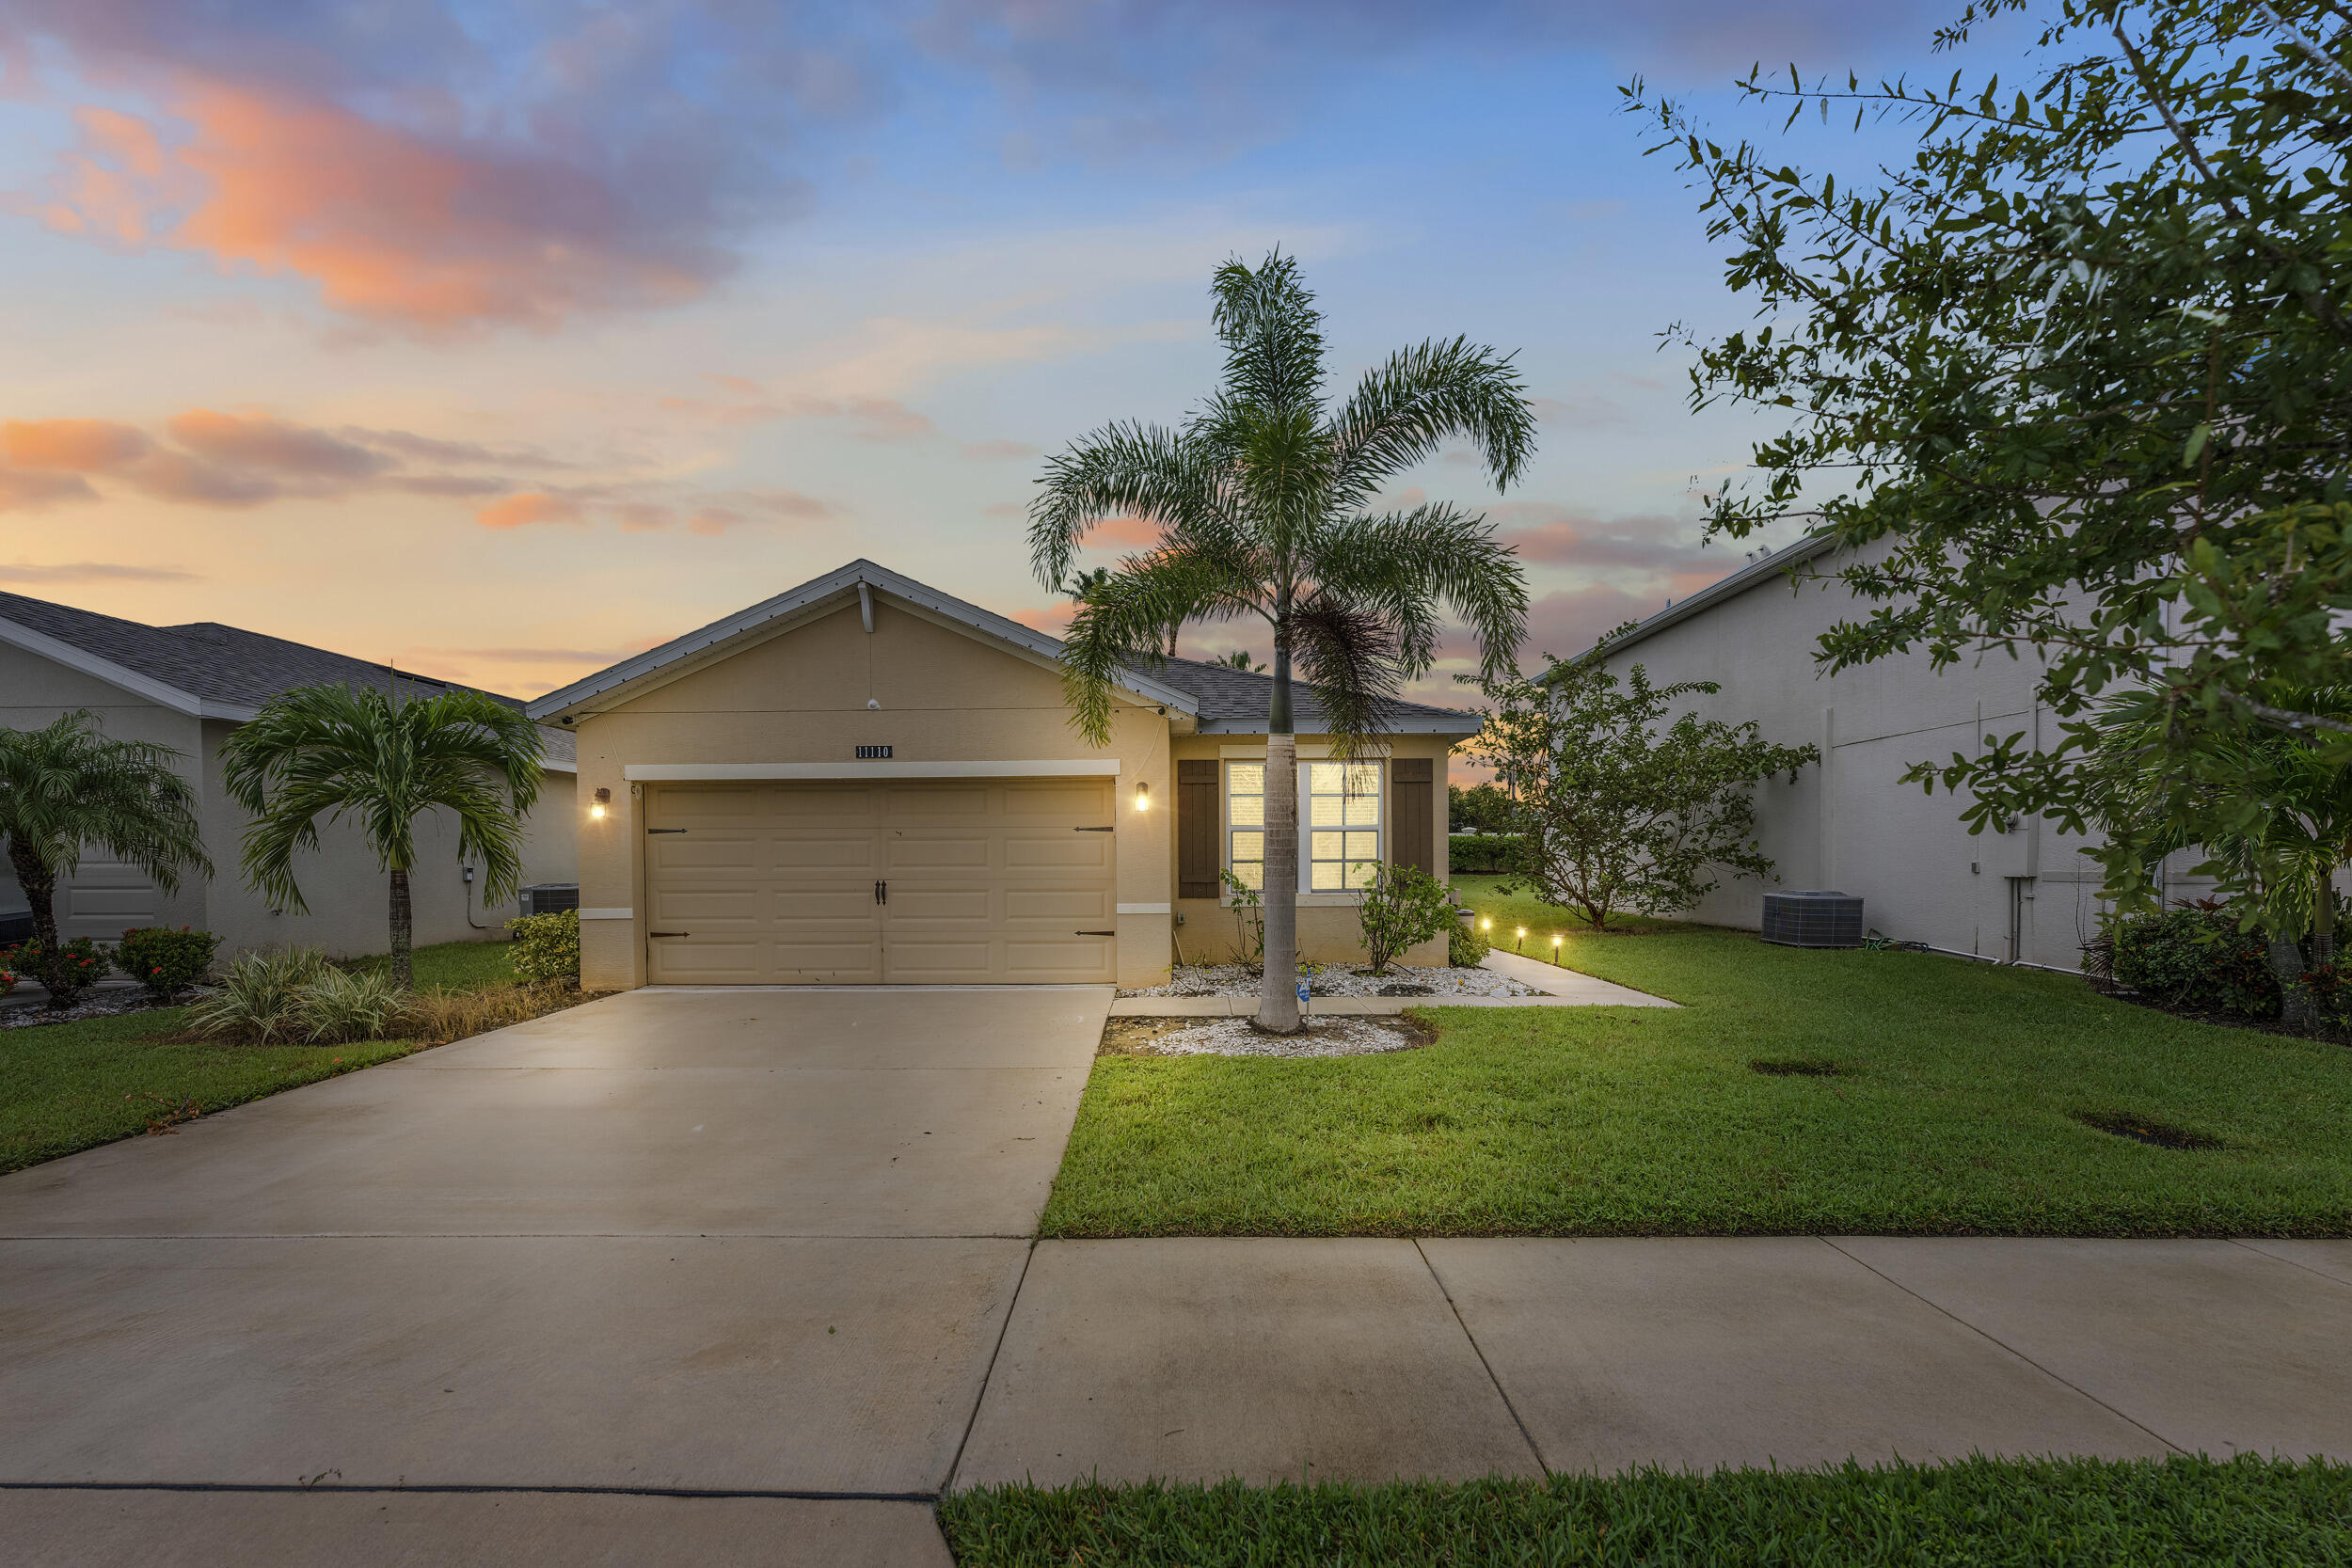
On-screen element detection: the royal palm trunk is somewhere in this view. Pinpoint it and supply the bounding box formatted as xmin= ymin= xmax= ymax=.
xmin=1258 ymin=621 xmax=1302 ymax=1033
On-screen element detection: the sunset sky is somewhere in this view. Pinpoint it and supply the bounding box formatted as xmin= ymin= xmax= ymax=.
xmin=0 ymin=0 xmax=2014 ymax=704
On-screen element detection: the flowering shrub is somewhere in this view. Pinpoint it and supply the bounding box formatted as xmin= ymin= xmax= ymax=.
xmin=115 ymin=926 xmax=221 ymax=1000
xmin=1355 ymin=862 xmax=1457 ymax=974
xmin=3 ymin=936 xmax=112 ymax=1008
xmin=506 ymin=909 xmax=580 ymax=986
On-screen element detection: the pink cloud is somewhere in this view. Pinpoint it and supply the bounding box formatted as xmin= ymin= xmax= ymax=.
xmin=0 ymin=469 xmax=102 ymax=511
xmin=167 ymin=408 xmax=388 ymax=478
xmin=30 ymin=84 xmax=725 ymax=333
xmin=4 ymin=419 xmax=152 ymax=471
xmin=475 ymin=492 xmax=584 ymax=530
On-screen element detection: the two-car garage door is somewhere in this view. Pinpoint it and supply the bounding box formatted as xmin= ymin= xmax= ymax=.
xmin=642 ymin=778 xmax=1118 ymax=984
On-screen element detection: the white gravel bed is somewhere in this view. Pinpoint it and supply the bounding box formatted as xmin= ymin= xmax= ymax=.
xmin=1143 ymin=1015 xmax=1422 ymax=1058
xmin=1120 ymin=961 xmax=1536 ymax=1000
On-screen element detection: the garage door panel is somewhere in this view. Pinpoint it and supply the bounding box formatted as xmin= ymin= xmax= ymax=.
xmin=1003 ymin=887 xmax=1112 ymax=921
xmin=1005 ymin=939 xmax=1116 ymax=982
xmin=644 ymin=778 xmax=1116 ymax=985
xmin=1004 ymin=833 xmax=1110 ymax=871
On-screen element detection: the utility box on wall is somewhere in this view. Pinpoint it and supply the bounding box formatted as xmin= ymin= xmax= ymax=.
xmin=1760 ymin=890 xmax=1865 ymax=949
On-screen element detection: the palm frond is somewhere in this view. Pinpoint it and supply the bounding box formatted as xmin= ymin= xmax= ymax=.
xmin=1289 ymin=593 xmax=1404 ymax=752
xmin=1327 ymin=337 xmax=1537 ymax=507
xmin=1314 ymin=505 xmax=1530 ymax=682
xmin=0 ymin=710 xmax=210 ymax=888
xmin=1027 ymin=420 xmax=1239 ymax=590
xmin=1058 ymin=550 xmax=1264 ymax=744
xmin=1208 ymin=249 xmax=1327 ymax=418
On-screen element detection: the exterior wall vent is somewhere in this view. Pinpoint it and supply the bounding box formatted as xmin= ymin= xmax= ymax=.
xmin=518 ymin=883 xmax=580 ymax=918
xmin=1760 ymin=890 xmax=1864 ymax=948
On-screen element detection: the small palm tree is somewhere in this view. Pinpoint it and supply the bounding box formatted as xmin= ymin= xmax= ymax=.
xmin=1032 ymin=251 xmax=1533 ymax=1032
xmin=1212 ymin=650 xmax=1266 ymax=673
xmin=221 ymin=684 xmax=546 ymax=987
xmin=0 ymin=711 xmax=211 ymax=1003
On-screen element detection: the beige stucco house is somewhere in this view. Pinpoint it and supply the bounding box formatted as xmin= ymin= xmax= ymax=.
xmin=528 ymin=560 xmax=1476 ymax=991
xmin=0 ymin=592 xmax=578 ymax=958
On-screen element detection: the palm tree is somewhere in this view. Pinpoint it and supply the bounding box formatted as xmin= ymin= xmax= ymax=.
xmin=1030 ymin=251 xmax=1534 ymax=1032
xmin=2090 ymin=683 xmax=2352 ymax=1028
xmin=1212 ymin=649 xmax=1267 ymax=673
xmin=0 ymin=711 xmax=211 ymax=1004
xmin=220 ymin=684 xmax=546 ymax=987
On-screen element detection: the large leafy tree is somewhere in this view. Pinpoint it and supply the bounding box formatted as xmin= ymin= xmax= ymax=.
xmin=1473 ymin=658 xmax=1819 ymax=928
xmin=1627 ymin=0 xmax=2352 ymax=923
xmin=0 ymin=711 xmax=210 ymax=1004
xmin=221 ymin=684 xmax=546 ymax=987
xmin=1031 ymin=251 xmax=1534 ymax=1032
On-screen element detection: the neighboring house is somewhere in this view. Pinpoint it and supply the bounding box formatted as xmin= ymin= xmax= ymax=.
xmin=1593 ymin=536 xmax=2197 ymax=971
xmin=0 ymin=592 xmax=579 ymax=957
xmin=528 ymin=560 xmax=1475 ymax=991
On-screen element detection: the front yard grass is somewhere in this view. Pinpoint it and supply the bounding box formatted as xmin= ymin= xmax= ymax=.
xmin=0 ymin=939 xmax=521 ymax=1175
xmin=941 ymin=1456 xmax=2352 ymax=1566
xmin=1039 ymin=879 xmax=2352 ymax=1237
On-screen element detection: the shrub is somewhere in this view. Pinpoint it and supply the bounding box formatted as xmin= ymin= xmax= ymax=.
xmin=1356 ymin=862 xmax=1456 ymax=974
xmin=296 ymin=966 xmax=412 ymax=1044
xmin=3 ymin=937 xmax=111 ymax=1008
xmin=1449 ymin=834 xmax=1522 ymax=875
xmin=2109 ymin=904 xmax=2280 ymax=1017
xmin=191 ymin=947 xmax=333 ymax=1043
xmin=1216 ymin=869 xmax=1265 ymax=968
xmin=403 ymin=981 xmax=574 ymax=1046
xmin=507 ymin=908 xmax=580 ymax=985
xmin=1448 ymin=914 xmax=1491 ymax=968
xmin=115 ymin=926 xmax=221 ymax=1000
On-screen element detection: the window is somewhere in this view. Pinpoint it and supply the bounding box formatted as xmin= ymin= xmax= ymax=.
xmin=1226 ymin=761 xmax=1264 ymax=890
xmin=1223 ymin=758 xmax=1384 ymax=895
xmin=1307 ymin=761 xmax=1381 ymax=890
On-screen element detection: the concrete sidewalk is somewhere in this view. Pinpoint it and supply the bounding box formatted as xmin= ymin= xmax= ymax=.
xmin=952 ymin=1235 xmax=2352 ymax=1488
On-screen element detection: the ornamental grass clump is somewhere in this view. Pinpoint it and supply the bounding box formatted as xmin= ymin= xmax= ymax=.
xmin=295 ymin=966 xmax=411 ymax=1045
xmin=191 ymin=947 xmax=334 ymax=1044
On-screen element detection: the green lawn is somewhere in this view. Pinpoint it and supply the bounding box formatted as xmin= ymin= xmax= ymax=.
xmin=940 ymin=1457 xmax=2352 ymax=1566
xmin=1 ymin=939 xmax=517 ymax=1175
xmin=1040 ymin=878 xmax=2352 ymax=1237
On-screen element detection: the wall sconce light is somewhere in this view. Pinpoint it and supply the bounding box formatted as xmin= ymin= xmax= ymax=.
xmin=591 ymin=786 xmax=611 ymax=820
xmin=1134 ymin=781 xmax=1151 ymax=812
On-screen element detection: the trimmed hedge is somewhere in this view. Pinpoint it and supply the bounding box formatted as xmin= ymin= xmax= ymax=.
xmin=1448 ymin=833 xmax=1521 ymax=875
xmin=116 ymin=926 xmax=221 ymax=1000
xmin=507 ymin=908 xmax=580 ymax=985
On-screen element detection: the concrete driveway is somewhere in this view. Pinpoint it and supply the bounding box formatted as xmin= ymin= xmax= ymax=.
xmin=0 ymin=986 xmax=1107 ymax=1565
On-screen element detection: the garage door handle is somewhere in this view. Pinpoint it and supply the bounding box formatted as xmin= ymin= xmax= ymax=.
xmin=647 ymin=828 xmax=687 ymax=835
xmin=651 ymin=931 xmax=690 ymax=938
xmin=874 ymin=880 xmax=887 ymax=905
xmin=1073 ymin=826 xmax=1113 ymax=832
xmin=1075 ymin=929 xmax=1115 ymax=936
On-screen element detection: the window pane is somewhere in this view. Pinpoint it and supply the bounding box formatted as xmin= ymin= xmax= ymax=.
xmin=1228 ymin=763 xmax=1263 ymax=794
xmin=1229 ymin=794 xmax=1263 ymax=827
xmin=1311 ymin=861 xmax=1343 ymax=891
xmin=1310 ymin=794 xmax=1344 ymax=827
xmin=1231 ymin=831 xmax=1263 ymax=862
xmin=1343 ymin=764 xmax=1380 ymax=794
xmin=1343 ymin=794 xmax=1378 ymax=826
xmin=1310 ymin=762 xmax=1343 ymax=793
xmin=1232 ymin=860 xmax=1263 ymax=890
xmin=1345 ymin=831 xmax=1380 ymax=861
xmin=1311 ymin=831 xmax=1343 ymax=861
xmin=1344 ymin=860 xmax=1378 ymax=889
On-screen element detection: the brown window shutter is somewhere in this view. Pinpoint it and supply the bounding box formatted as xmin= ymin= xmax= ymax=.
xmin=1391 ymin=757 xmax=1434 ymax=875
xmin=1177 ymin=759 xmax=1220 ymax=898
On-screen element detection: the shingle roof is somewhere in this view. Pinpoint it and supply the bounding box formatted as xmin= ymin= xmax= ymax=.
xmin=1149 ymin=655 xmax=1479 ymax=733
xmin=0 ymin=591 xmax=575 ymax=765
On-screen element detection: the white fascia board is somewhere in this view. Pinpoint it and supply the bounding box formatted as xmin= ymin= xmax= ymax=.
xmin=526 ymin=559 xmax=1200 ymax=721
xmin=1197 ymin=717 xmax=1479 ymax=736
xmin=622 ymin=759 xmax=1122 ymax=782
xmin=541 ymin=759 xmax=578 ymax=774
xmin=1596 ymin=534 xmax=1838 ymax=660
xmin=0 ymin=616 xmax=208 ymax=717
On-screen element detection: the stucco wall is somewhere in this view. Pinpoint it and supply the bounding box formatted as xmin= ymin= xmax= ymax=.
xmin=1168 ymin=732 xmax=1461 ymax=970
xmin=566 ymin=595 xmax=1175 ymax=990
xmin=0 ymin=641 xmax=579 ymax=959
xmin=1594 ymin=547 xmax=2178 ymax=970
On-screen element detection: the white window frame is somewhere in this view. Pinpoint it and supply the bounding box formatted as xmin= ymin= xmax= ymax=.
xmin=1219 ymin=755 xmax=1385 ymax=899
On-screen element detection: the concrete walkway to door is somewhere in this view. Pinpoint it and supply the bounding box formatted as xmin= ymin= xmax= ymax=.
xmin=0 ymin=985 xmax=1106 ymax=1566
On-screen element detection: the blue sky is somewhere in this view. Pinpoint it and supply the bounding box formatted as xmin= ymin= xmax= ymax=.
xmin=0 ymin=0 xmax=2020 ymax=699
